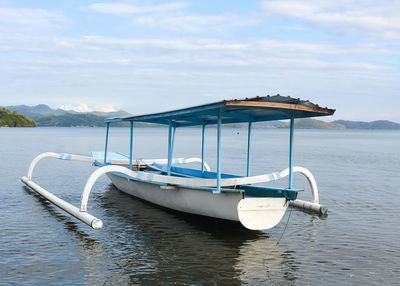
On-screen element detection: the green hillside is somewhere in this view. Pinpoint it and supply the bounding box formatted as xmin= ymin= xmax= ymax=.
xmin=0 ymin=108 xmax=37 ymax=127
xmin=36 ymin=113 xmax=133 ymax=127
xmin=3 ymin=104 xmax=132 ymax=127
xmin=36 ymin=113 xmax=109 ymax=127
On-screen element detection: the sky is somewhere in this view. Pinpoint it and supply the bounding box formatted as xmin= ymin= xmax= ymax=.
xmin=1 ymin=0 xmax=399 ymax=121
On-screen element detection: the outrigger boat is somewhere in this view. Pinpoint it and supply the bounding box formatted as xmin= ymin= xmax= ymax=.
xmin=22 ymin=95 xmax=335 ymax=230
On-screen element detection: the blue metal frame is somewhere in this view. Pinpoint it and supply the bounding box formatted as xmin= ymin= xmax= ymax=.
xmin=201 ymin=123 xmax=205 ymax=174
xmin=121 ymin=102 xmax=225 ymax=123
xmin=201 ymin=110 xmax=251 ymax=121
xmin=171 ymin=124 xmax=176 ymax=152
xmin=104 ymin=122 xmax=110 ymax=164
xmin=167 ymin=120 xmax=177 ymax=176
xmin=129 ymin=121 xmax=134 ymax=170
xmin=100 ymin=97 xmax=335 ymax=198
xmin=172 ymin=114 xmax=293 ymax=127
xmin=215 ymin=109 xmax=222 ymax=193
xmin=167 ymin=120 xmax=172 ymax=176
xmin=247 ymin=120 xmax=252 ymax=177
xmin=288 ymin=116 xmax=294 ymax=189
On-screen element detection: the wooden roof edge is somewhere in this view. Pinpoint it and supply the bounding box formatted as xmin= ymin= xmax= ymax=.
xmin=224 ymin=100 xmax=335 ymax=115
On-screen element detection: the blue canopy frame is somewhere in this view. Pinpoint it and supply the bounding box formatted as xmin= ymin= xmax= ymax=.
xmin=103 ymin=95 xmax=335 ymax=193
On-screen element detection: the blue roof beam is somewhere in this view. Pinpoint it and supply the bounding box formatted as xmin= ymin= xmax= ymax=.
xmin=104 ymin=117 xmax=124 ymax=123
xmin=122 ymin=102 xmax=225 ymax=123
xmin=202 ymin=110 xmax=253 ymax=122
xmin=173 ymin=116 xmax=207 ymax=126
xmin=135 ymin=118 xmax=171 ymax=125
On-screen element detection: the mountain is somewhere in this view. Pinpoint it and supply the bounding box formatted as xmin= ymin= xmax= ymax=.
xmin=3 ymin=104 xmax=130 ymax=119
xmin=4 ymin=104 xmax=67 ymax=119
xmin=3 ymin=104 xmax=400 ymax=129
xmin=225 ymin=120 xmax=283 ymax=128
xmin=332 ymin=120 xmax=400 ymax=130
xmin=88 ymin=110 xmax=131 ymax=118
xmin=0 ymin=108 xmax=36 ymax=127
xmin=36 ymin=113 xmax=107 ymax=127
xmin=279 ymin=118 xmax=346 ymax=129
xmin=253 ymin=120 xmax=283 ymax=128
xmin=2 ymin=104 xmax=131 ymax=127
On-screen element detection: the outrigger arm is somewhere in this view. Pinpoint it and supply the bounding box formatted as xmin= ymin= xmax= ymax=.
xmin=21 ymin=152 xmax=211 ymax=229
xmin=22 ymin=151 xmax=326 ymax=230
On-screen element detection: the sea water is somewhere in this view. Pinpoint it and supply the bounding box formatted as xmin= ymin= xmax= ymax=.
xmin=0 ymin=127 xmax=399 ymax=285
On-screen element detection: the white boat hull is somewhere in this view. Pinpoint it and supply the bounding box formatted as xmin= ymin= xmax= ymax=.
xmin=107 ymin=173 xmax=288 ymax=230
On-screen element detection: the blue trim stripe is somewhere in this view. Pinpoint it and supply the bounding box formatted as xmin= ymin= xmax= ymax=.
xmin=147 ymin=173 xmax=153 ymax=182
xmin=59 ymin=153 xmax=64 ymax=159
xmin=269 ymin=173 xmax=274 ymax=181
xmin=276 ymin=172 xmax=281 ymax=179
xmin=182 ymin=158 xmax=186 ymax=163
xmin=174 ymin=158 xmax=179 ymax=164
xmin=66 ymin=154 xmax=72 ymax=160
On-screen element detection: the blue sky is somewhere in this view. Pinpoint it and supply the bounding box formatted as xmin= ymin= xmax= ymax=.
xmin=1 ymin=0 xmax=399 ymax=121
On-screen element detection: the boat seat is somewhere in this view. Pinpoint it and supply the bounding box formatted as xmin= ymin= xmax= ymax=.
xmin=147 ymin=163 xmax=194 ymax=178
xmin=147 ymin=162 xmax=241 ymax=180
xmin=91 ymin=151 xmax=129 ymax=160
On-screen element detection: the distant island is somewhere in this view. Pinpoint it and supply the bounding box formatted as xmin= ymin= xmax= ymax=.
xmin=0 ymin=108 xmax=36 ymax=127
xmin=2 ymin=104 xmax=400 ymax=130
xmin=278 ymin=118 xmax=346 ymax=129
xmin=276 ymin=119 xmax=400 ymax=130
xmin=331 ymin=120 xmax=400 ymax=130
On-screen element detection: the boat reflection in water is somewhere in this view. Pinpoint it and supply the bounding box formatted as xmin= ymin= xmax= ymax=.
xmin=73 ymin=185 xmax=298 ymax=285
xmin=234 ymin=237 xmax=298 ymax=284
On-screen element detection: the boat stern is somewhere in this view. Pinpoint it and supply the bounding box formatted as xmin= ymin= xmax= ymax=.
xmin=237 ymin=197 xmax=288 ymax=230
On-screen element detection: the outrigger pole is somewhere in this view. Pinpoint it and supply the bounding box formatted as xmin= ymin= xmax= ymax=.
xmin=21 ymin=152 xmax=212 ymax=229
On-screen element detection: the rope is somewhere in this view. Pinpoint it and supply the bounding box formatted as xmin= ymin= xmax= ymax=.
xmin=276 ymin=202 xmax=293 ymax=245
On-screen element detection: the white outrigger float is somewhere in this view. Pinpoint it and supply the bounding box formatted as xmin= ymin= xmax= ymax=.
xmin=22 ymin=95 xmax=335 ymax=230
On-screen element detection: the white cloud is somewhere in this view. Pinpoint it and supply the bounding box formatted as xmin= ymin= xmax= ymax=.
xmin=1 ymin=4 xmax=399 ymax=121
xmin=88 ymin=2 xmax=188 ymax=15
xmin=88 ymin=1 xmax=258 ymax=33
xmin=134 ymin=13 xmax=259 ymax=33
xmin=0 ymin=7 xmax=68 ymax=34
xmin=59 ymin=103 xmax=92 ymax=112
xmin=261 ymin=0 xmax=400 ymax=41
xmin=58 ymin=103 xmax=116 ymax=112
xmin=94 ymin=104 xmax=117 ymax=112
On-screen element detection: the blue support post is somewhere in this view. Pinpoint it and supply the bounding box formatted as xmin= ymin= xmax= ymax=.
xmin=246 ymin=120 xmax=252 ymax=177
xmin=129 ymin=121 xmax=134 ymax=170
xmin=171 ymin=124 xmax=176 ymax=153
xmin=167 ymin=120 xmax=172 ymax=176
xmin=201 ymin=123 xmax=205 ymax=174
xmin=288 ymin=116 xmax=294 ymax=189
xmin=215 ymin=109 xmax=222 ymax=193
xmin=104 ymin=122 xmax=110 ymax=164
